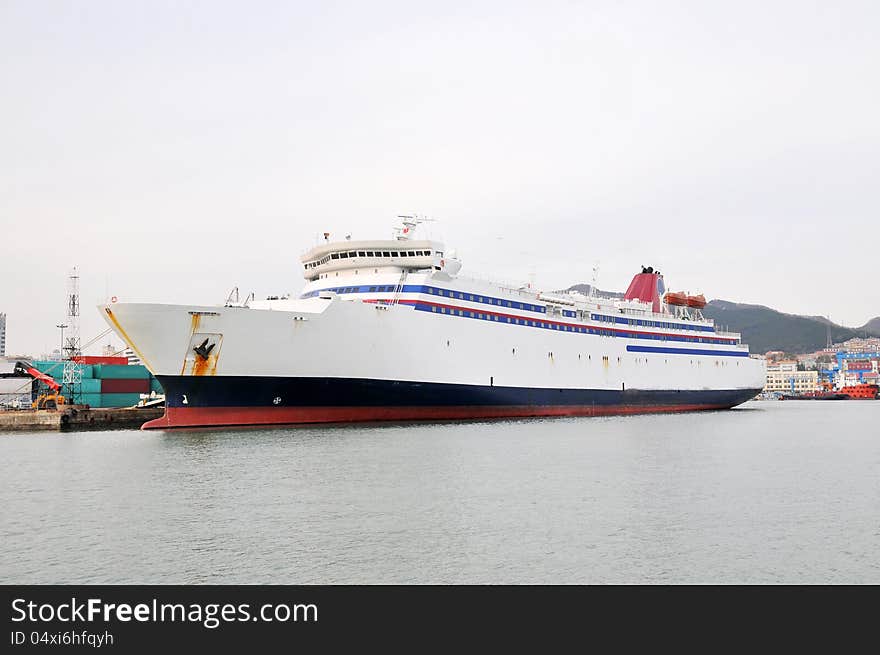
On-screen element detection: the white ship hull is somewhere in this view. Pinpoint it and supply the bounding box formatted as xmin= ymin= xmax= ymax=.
xmin=100 ymin=268 xmax=765 ymax=429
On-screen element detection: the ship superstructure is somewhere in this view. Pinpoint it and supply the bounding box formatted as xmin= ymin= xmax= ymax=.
xmin=101 ymin=218 xmax=765 ymax=428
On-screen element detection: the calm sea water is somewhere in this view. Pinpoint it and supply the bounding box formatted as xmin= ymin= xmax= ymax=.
xmin=1 ymin=401 xmax=878 ymax=584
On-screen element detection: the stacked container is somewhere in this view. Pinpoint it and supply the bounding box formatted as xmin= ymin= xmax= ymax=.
xmin=73 ymin=355 xmax=128 ymax=365
xmin=29 ymin=360 xmax=164 ymax=407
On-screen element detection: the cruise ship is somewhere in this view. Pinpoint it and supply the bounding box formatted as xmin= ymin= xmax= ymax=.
xmin=101 ymin=218 xmax=765 ymax=429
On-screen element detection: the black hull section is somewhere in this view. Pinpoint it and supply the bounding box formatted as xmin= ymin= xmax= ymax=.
xmin=158 ymin=375 xmax=760 ymax=410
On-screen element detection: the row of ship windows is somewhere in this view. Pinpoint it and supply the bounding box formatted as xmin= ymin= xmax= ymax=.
xmin=423 ymin=287 xmax=543 ymax=312
xmin=303 ymin=284 xmax=712 ymax=332
xmin=591 ymin=313 xmax=705 ymax=331
xmin=418 ymin=304 xmax=733 ymax=344
xmin=301 ymin=285 xmax=543 ymax=312
xmin=305 ymin=250 xmax=435 ymax=269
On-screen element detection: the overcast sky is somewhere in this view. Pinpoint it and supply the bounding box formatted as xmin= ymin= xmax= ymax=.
xmin=2 ymin=0 xmax=878 ymax=355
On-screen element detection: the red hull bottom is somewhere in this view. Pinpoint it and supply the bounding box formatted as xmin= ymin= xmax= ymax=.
xmin=141 ymin=403 xmax=733 ymax=430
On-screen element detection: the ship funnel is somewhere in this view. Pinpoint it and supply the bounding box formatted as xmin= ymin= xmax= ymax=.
xmin=624 ymin=270 xmax=663 ymax=313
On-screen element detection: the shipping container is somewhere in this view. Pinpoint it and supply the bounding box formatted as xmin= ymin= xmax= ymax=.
xmin=73 ymin=355 xmax=128 ymax=365
xmin=79 ymin=379 xmax=102 ymax=394
xmin=31 ymin=361 xmax=67 ymax=379
xmin=100 ymin=392 xmax=143 ymax=408
xmin=80 ymin=392 xmax=143 ymax=408
xmin=91 ymin=364 xmax=149 ymax=379
xmin=150 ymin=377 xmax=164 ymax=393
xmin=101 ymin=378 xmax=149 ymax=393
xmin=78 ymin=393 xmax=103 ymax=407
xmin=31 ymin=361 xmax=94 ymax=379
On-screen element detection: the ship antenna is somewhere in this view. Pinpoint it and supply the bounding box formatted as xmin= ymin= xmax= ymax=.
xmin=589 ymin=262 xmax=600 ymax=299
xmin=394 ymin=213 xmax=435 ymax=240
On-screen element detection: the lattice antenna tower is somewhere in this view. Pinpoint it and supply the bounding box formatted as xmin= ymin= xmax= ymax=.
xmin=62 ymin=267 xmax=82 ymax=404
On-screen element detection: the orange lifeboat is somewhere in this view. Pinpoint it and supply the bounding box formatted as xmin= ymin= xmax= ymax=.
xmin=686 ymin=294 xmax=707 ymax=309
xmin=664 ymin=291 xmax=688 ymax=306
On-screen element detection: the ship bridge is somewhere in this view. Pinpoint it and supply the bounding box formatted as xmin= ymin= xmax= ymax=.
xmin=301 ymin=217 xmax=463 ymax=281
xmin=301 ymin=239 xmax=446 ymax=281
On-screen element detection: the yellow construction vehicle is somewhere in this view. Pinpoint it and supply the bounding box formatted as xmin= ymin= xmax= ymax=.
xmin=15 ymin=361 xmax=68 ymax=410
xmin=32 ymin=392 xmax=67 ymax=410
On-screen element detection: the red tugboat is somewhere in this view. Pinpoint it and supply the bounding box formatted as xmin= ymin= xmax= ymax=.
xmin=836 ymin=383 xmax=879 ymax=400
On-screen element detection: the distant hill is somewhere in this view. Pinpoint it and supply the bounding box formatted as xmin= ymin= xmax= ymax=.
xmin=861 ymin=317 xmax=880 ymax=333
xmin=701 ymin=300 xmax=879 ymax=355
xmin=563 ymin=284 xmax=880 ymax=354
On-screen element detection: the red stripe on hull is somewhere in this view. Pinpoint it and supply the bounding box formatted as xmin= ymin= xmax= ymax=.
xmin=141 ymin=403 xmax=733 ymax=430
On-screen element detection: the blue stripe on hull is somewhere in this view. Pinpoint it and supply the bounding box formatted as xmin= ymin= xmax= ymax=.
xmin=626 ymin=345 xmax=749 ymax=357
xmin=158 ymin=376 xmax=760 ymax=410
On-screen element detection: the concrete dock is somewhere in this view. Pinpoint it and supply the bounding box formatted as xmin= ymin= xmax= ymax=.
xmin=0 ymin=406 xmax=164 ymax=432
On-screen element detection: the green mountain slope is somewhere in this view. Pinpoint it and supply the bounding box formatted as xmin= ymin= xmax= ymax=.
xmin=861 ymin=317 xmax=880 ymax=333
xmin=702 ymin=301 xmax=878 ymax=354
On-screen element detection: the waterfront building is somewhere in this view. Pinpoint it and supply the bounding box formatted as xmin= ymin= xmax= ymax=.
xmin=795 ymin=353 xmax=818 ymax=369
xmin=764 ymin=360 xmax=819 ymax=394
xmin=837 ymin=337 xmax=880 ymax=353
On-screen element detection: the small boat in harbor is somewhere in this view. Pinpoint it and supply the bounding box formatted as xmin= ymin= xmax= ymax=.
xmin=836 ymin=383 xmax=879 ymax=400
xmin=780 ymin=390 xmax=849 ymax=400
